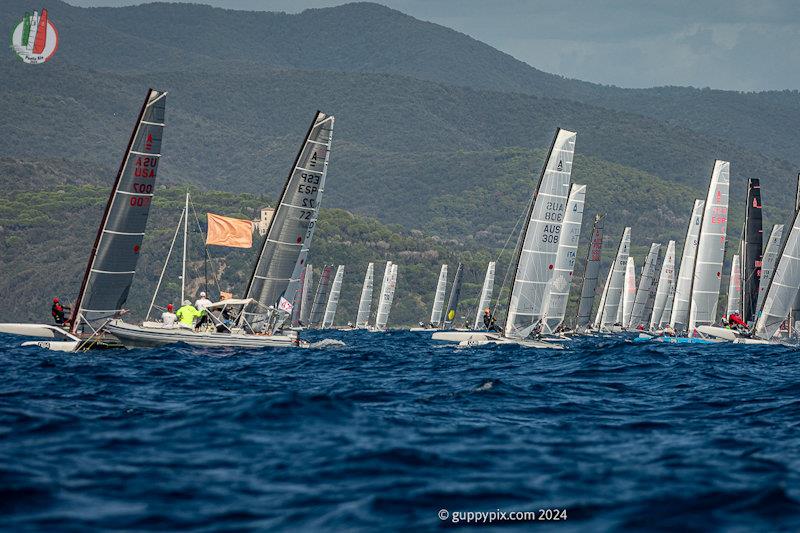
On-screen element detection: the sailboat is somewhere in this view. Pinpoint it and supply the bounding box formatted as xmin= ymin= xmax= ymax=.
xmin=321 ymin=265 xmax=344 ymax=329
xmin=725 ymin=254 xmax=742 ymax=318
xmin=299 ymin=264 xmax=314 ymax=327
xmin=432 ymin=128 xmax=577 ymax=348
xmin=574 ymin=214 xmax=604 ymax=333
xmin=107 ymin=111 xmax=334 ymax=348
xmin=372 ymin=262 xmax=398 ymax=331
xmin=622 ymin=257 xmax=636 ymax=328
xmin=354 ymin=263 xmax=374 ymax=329
xmin=669 ymin=200 xmax=705 ymax=332
xmin=0 ymin=89 xmax=167 ymax=351
xmin=629 ymin=243 xmax=660 ymax=329
xmin=649 ymin=240 xmax=676 ymax=330
xmin=442 ymin=262 xmax=464 ymax=329
xmin=472 ymin=261 xmax=496 ymax=330
xmin=593 ymin=227 xmax=632 ymax=332
xmin=740 ymin=178 xmax=763 ymax=324
xmin=308 ymin=265 xmax=334 ymax=327
xmin=755 ymin=224 xmax=784 ymax=318
xmin=410 ymin=264 xmax=447 ymax=331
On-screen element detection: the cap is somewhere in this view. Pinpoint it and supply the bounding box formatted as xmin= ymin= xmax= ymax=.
xmin=167 ymin=304 xmax=174 ymax=311
xmin=53 ymin=297 xmax=59 ymax=303
xmin=200 ymin=291 xmax=206 ymax=298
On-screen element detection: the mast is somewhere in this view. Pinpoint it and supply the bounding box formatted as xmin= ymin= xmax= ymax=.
xmin=181 ymin=192 xmax=189 ymax=303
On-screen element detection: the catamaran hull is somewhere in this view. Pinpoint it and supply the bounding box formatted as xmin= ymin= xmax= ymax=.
xmin=106 ymin=321 xmax=301 ymax=349
xmin=431 ymin=331 xmax=563 ymax=349
xmin=0 ymin=323 xmax=122 ymax=351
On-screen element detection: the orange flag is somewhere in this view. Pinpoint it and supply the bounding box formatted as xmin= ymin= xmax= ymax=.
xmin=206 ymin=213 xmax=253 ymax=248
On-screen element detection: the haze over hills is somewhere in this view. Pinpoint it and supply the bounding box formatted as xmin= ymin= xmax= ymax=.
xmin=1 ymin=0 xmax=796 ymax=322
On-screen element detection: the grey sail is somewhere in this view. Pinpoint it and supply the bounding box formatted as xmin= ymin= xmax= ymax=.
xmin=755 ymin=224 xmax=785 ymax=317
xmin=755 ymin=210 xmax=800 ymax=340
xmin=322 ymin=265 xmax=344 ymax=328
xmin=309 ymin=265 xmax=333 ymax=326
xmin=622 ymin=257 xmax=636 ymax=328
xmin=290 ymin=266 xmax=306 ymax=327
xmin=356 ymin=263 xmax=374 ymax=327
xmin=670 ymin=199 xmax=705 ymax=332
xmin=576 ymin=214 xmax=604 ymax=330
xmin=725 ymin=254 xmax=742 ymax=318
xmin=374 ymin=261 xmax=394 ymax=330
xmin=541 ymin=183 xmax=586 ymax=333
xmin=660 ymin=278 xmax=676 ymax=327
xmin=473 ymin=262 xmax=496 ymax=330
xmin=505 ymin=129 xmax=576 ymax=338
xmin=70 ymin=89 xmax=167 ymax=334
xmin=244 ymin=112 xmax=334 ymax=315
xmin=595 ymin=227 xmax=631 ymax=329
xmin=299 ymin=264 xmax=314 ymax=325
xmin=630 ymin=243 xmax=661 ymax=328
xmin=649 ymin=240 xmax=676 ymax=329
xmin=689 ymin=160 xmax=730 ymax=332
xmin=443 ymin=262 xmax=464 ymax=328
xmin=792 ymin=174 xmax=800 ymax=331
xmin=430 ymin=264 xmax=448 ymax=326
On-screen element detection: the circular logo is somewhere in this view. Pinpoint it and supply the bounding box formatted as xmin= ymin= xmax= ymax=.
xmin=11 ymin=9 xmax=58 ymax=64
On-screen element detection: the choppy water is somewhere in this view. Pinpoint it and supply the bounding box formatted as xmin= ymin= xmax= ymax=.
xmin=2 ymin=330 xmax=800 ymax=531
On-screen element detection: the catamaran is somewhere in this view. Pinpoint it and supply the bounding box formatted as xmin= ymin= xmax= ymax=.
xmin=372 ymin=262 xmax=398 ymax=331
xmin=308 ymin=265 xmax=334 ymax=327
xmin=410 ymin=264 xmax=447 ymax=331
xmin=648 ymin=240 xmax=675 ymax=331
xmin=321 ymin=265 xmax=345 ymax=329
xmin=593 ymin=227 xmax=632 ymax=332
xmin=107 ymin=111 xmax=335 ymax=348
xmin=629 ymin=243 xmax=660 ymax=329
xmin=432 ymin=128 xmax=577 ymax=348
xmin=472 ymin=261 xmax=496 ymax=330
xmin=0 ymin=89 xmax=167 ymax=351
xmin=354 ymin=263 xmax=374 ymax=329
xmin=574 ymin=214 xmax=604 ymax=333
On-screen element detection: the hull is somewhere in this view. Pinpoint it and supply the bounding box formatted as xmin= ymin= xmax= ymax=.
xmin=634 ymin=333 xmax=719 ymax=344
xmin=431 ymin=331 xmax=563 ymax=349
xmin=0 ymin=322 xmax=122 ymax=351
xmin=106 ymin=320 xmax=301 ymax=349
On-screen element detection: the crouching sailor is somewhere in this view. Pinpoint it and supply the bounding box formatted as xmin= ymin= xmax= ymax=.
xmin=51 ymin=297 xmax=70 ymax=325
xmin=175 ymin=300 xmax=201 ymax=329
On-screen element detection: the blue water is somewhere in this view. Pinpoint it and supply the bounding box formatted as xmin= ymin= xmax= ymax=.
xmin=2 ymin=331 xmax=800 ymax=531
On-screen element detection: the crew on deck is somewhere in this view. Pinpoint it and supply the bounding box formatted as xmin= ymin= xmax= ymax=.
xmin=176 ymin=300 xmax=201 ymax=328
xmin=162 ymin=303 xmax=177 ymax=328
xmin=51 ymin=297 xmax=70 ymax=325
xmin=195 ymin=291 xmax=213 ymax=329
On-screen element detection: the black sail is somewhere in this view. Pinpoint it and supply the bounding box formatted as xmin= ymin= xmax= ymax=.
xmin=740 ymin=178 xmax=763 ymax=323
xmin=70 ymin=89 xmax=167 ymax=333
xmin=443 ymin=262 xmax=464 ymax=327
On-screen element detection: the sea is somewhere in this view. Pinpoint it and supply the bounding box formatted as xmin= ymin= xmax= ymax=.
xmin=1 ymin=330 xmax=800 ymax=531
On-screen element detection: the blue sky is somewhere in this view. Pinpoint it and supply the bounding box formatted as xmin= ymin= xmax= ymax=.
xmin=65 ymin=0 xmax=800 ymax=91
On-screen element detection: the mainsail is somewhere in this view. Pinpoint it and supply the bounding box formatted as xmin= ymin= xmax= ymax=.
xmin=356 ymin=263 xmax=374 ymax=327
xmin=595 ymin=227 xmax=631 ymax=328
xmin=473 ymin=262 xmax=496 ymax=330
xmin=622 ymin=257 xmax=636 ymax=328
xmin=309 ymin=265 xmax=333 ymax=326
xmin=576 ymin=214 xmax=604 ymax=330
xmin=322 ymin=265 xmax=344 ymax=328
xmin=70 ymin=89 xmax=167 ymax=334
xmin=443 ymin=262 xmax=464 ymax=328
xmin=291 ymin=266 xmax=306 ymax=327
xmin=505 ymin=129 xmax=576 ymax=338
xmin=755 ymin=224 xmax=784 ymax=317
xmin=541 ymin=183 xmax=586 ymax=333
xmin=670 ymin=200 xmax=705 ymax=332
xmin=630 ymin=243 xmax=661 ymax=328
xmin=754 ymin=209 xmax=800 ymax=340
xmin=299 ymin=264 xmax=314 ymax=325
xmin=791 ymin=174 xmax=800 ymax=331
xmin=740 ymin=178 xmax=763 ymax=323
xmin=725 ymin=254 xmax=742 ymax=318
xmin=244 ymin=112 xmax=334 ymax=314
xmin=649 ymin=240 xmax=676 ymax=330
xmin=660 ymin=278 xmax=676 ymax=327
xmin=688 ymin=160 xmax=730 ymax=332
xmin=430 ymin=264 xmax=448 ymax=326
xmin=374 ymin=261 xmax=394 ymax=330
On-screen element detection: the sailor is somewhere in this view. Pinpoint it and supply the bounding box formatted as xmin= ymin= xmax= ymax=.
xmin=418 ymin=321 xmax=426 ymax=328
xmin=176 ymin=300 xmax=200 ymax=328
xmin=51 ymin=297 xmax=69 ymax=325
xmin=195 ymin=291 xmax=213 ymax=329
xmin=728 ymin=312 xmax=747 ymax=331
xmin=161 ymin=304 xmax=177 ymax=328
xmin=483 ymin=308 xmax=501 ymax=332
xmin=663 ymin=324 xmax=676 ymax=336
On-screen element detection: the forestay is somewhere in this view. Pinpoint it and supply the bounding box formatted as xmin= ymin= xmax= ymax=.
xmin=725 ymin=254 xmax=741 ymax=318
xmin=649 ymin=240 xmax=675 ymax=329
xmin=689 ymin=160 xmax=730 ymax=332
xmin=322 ymin=265 xmax=344 ymax=328
xmin=541 ymin=184 xmax=585 ymax=333
xmin=576 ymin=214 xmax=604 ymax=330
xmin=670 ymin=200 xmax=704 ymax=332
xmin=595 ymin=227 xmax=631 ymax=328
xmin=473 ymin=262 xmax=496 ymax=330
xmin=505 ymin=129 xmax=576 ymax=338
xmin=431 ymin=264 xmax=448 ymax=326
xmin=630 ymin=243 xmax=661 ymax=328
xmin=622 ymin=257 xmax=636 ymax=328
xmin=244 ymin=112 xmax=334 ymax=312
xmin=755 ymin=210 xmax=800 ymax=340
xmin=755 ymin=224 xmax=784 ymax=319
xmin=356 ymin=263 xmax=374 ymax=327
xmin=71 ymin=89 xmax=167 ymax=334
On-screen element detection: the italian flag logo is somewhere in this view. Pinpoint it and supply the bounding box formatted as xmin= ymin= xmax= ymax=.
xmin=11 ymin=8 xmax=59 ymax=64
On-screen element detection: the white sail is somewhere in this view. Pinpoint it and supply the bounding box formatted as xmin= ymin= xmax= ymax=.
xmin=688 ymin=161 xmax=730 ymax=332
xmin=725 ymin=255 xmax=741 ymax=318
xmin=755 ymin=211 xmax=800 ymax=340
xmin=596 ymin=227 xmax=631 ymax=328
xmin=355 ymin=263 xmax=374 ymax=327
xmin=660 ymin=278 xmax=676 ymax=327
xmin=374 ymin=261 xmax=394 ymax=330
xmin=649 ymin=240 xmax=676 ymax=329
xmin=321 ymin=265 xmax=345 ymax=328
xmin=299 ymin=264 xmax=314 ymax=325
xmin=505 ymin=129 xmax=576 ymax=338
xmin=755 ymin=224 xmax=784 ymax=318
xmin=430 ymin=264 xmax=448 ymax=326
xmin=473 ymin=262 xmax=496 ymax=330
xmin=594 ymin=262 xmax=613 ymax=328
xmin=630 ymin=243 xmax=661 ymax=328
xmin=541 ymin=183 xmax=586 ymax=333
xmin=670 ymin=200 xmax=705 ymax=331
xmin=622 ymin=257 xmax=636 ymax=328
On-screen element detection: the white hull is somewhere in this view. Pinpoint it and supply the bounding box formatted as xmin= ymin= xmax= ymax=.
xmin=431 ymin=331 xmax=563 ymax=349
xmin=0 ymin=322 xmax=115 ymax=351
xmin=106 ymin=320 xmax=303 ymax=349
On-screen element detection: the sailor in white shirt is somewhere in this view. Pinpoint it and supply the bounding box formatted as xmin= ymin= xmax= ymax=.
xmin=195 ymin=291 xmax=214 ymax=329
xmin=162 ymin=303 xmax=178 ymax=328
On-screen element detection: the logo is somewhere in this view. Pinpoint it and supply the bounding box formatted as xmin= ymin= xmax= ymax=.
xmin=11 ymin=8 xmax=58 ymax=64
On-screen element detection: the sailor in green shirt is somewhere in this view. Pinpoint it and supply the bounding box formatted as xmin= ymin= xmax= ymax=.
xmin=175 ymin=300 xmax=202 ymax=328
